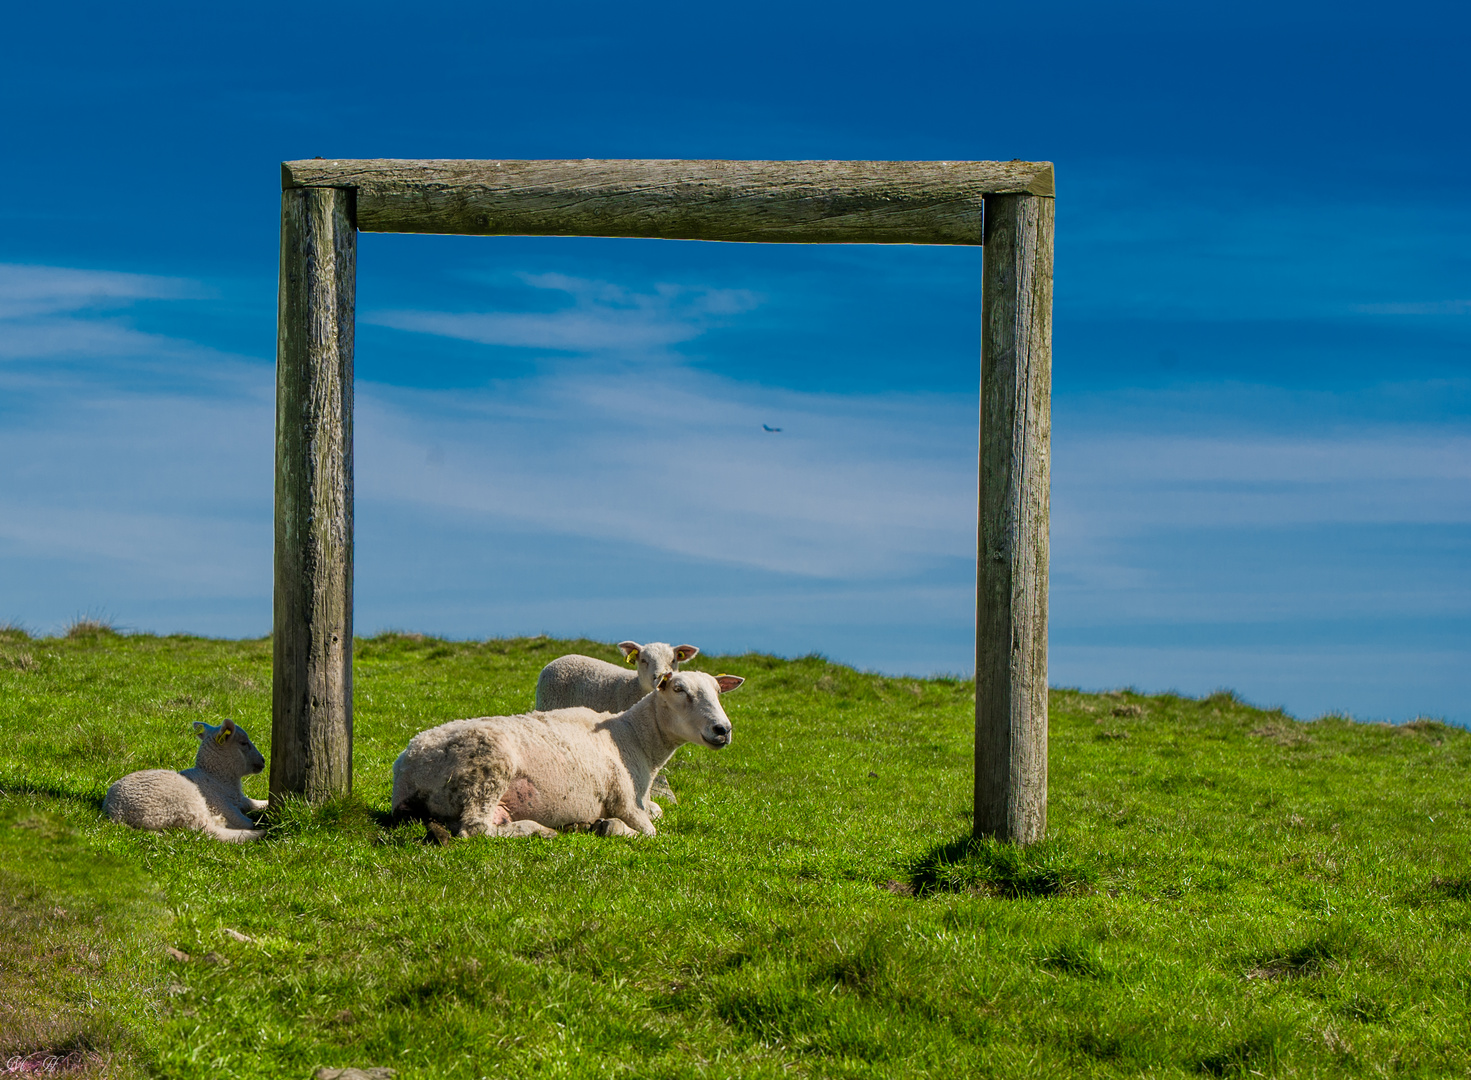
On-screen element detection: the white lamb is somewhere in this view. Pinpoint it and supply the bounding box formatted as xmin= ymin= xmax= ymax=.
xmin=102 ymin=719 xmax=268 ymax=842
xmin=392 ymin=669 xmax=743 ymax=838
xmin=535 ymin=640 xmax=699 ymax=803
xmin=534 ymin=640 xmax=699 ymax=712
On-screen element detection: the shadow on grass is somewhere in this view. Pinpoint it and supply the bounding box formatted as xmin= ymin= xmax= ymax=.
xmin=0 ymin=776 xmax=106 ymax=813
xmin=1418 ymin=874 xmax=1471 ymax=903
xmin=906 ymin=835 xmax=1096 ymax=898
xmin=1195 ymin=1018 xmax=1292 ymax=1077
xmin=1036 ymin=936 xmax=1110 ymax=979
xmin=1249 ymin=920 xmax=1371 ymax=980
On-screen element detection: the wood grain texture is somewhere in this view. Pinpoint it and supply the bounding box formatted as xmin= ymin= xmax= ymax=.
xmin=974 ymin=193 xmax=1054 ymax=845
xmin=272 ymin=186 xmax=356 ymax=804
xmin=280 ymin=159 xmax=1054 ymax=243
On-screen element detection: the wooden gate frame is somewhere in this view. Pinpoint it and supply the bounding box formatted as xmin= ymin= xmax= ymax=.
xmin=272 ymin=158 xmax=1055 ymax=843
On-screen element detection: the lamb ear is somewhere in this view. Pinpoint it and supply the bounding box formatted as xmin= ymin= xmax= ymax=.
xmin=657 ymin=672 xmax=672 ymax=690
xmin=715 ymin=674 xmax=744 ymax=694
xmin=673 ymin=645 xmax=699 ymax=662
xmin=192 ymin=721 xmax=209 ymax=738
xmin=618 ymin=641 xmax=641 ymax=664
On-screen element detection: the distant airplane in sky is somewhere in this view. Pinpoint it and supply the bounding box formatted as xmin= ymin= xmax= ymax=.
xmin=763 ymin=424 xmax=782 ymax=432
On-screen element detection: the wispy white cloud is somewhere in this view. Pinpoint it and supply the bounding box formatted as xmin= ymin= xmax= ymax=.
xmin=1046 ymin=394 xmax=1471 ymax=638
xmin=1352 ymin=300 xmax=1471 ymax=316
xmin=0 ymin=317 xmax=182 ymax=361
xmin=0 ymin=263 xmax=257 ymax=389
xmin=356 ymin=369 xmax=976 ymax=579
xmin=365 ymin=309 xmax=698 ymax=351
xmin=0 ymin=263 xmax=272 ymax=631
xmin=1054 ymin=430 xmax=1471 ymax=536
xmin=0 ymin=262 xmax=202 ymax=319
xmin=362 ymin=271 xmax=762 ymax=355
xmin=0 ymin=261 xmax=231 ymax=375
xmin=0 ymin=375 xmax=274 ymax=633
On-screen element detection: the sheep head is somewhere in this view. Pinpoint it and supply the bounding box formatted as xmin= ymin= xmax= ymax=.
xmin=619 ymin=640 xmax=700 ymax=694
xmin=193 ymin=719 xmax=266 ymax=778
xmin=655 ymin=670 xmax=741 ymax=749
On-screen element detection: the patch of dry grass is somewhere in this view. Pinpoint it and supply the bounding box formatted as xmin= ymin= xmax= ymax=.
xmin=0 ymin=809 xmax=163 ymax=1078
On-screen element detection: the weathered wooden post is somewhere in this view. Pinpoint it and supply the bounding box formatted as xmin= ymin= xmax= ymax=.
xmin=974 ymin=192 xmax=1054 ymax=844
xmin=271 ymin=184 xmax=356 ymax=804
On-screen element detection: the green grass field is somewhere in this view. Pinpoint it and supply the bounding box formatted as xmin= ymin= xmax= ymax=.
xmin=2 ymin=624 xmax=1469 ymax=1079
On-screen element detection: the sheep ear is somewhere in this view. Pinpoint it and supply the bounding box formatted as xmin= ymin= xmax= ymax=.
xmin=715 ymin=674 xmax=744 ymax=694
xmin=192 ymin=721 xmax=209 ymax=738
xmin=657 ymin=672 xmax=672 ymax=690
xmin=674 ymin=645 xmax=699 ymax=662
xmin=618 ymin=641 xmax=641 ymax=664
xmin=214 ymin=728 xmax=230 ymax=745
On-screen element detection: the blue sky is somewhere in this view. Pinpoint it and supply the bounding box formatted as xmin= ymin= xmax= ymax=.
xmin=1 ymin=0 xmax=1467 ymax=723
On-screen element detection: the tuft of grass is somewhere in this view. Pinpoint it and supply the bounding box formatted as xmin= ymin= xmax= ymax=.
xmin=1400 ymin=717 xmax=1453 ymax=744
xmin=907 ymin=834 xmax=1097 ymax=897
xmin=65 ymin=617 xmax=119 ymax=641
xmin=262 ymin=792 xmax=387 ymax=840
xmin=0 ymin=623 xmax=38 ymax=673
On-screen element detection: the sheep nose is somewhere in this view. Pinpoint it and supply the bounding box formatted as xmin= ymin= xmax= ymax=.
xmin=713 ymin=724 xmax=731 ymax=739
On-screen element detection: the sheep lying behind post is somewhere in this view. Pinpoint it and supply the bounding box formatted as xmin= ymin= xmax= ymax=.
xmin=102 ymin=720 xmax=268 ymax=842
xmin=535 ymin=640 xmax=698 ymax=804
xmin=534 ymin=640 xmax=699 ymax=712
xmin=393 ymin=670 xmax=743 ymax=838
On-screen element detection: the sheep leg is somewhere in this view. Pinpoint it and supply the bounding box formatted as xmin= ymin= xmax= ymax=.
xmin=217 ymin=803 xmax=259 ymax=829
xmin=496 ymin=819 xmax=558 ymax=838
xmin=592 ymin=818 xmax=640 ymax=838
xmin=240 ymin=797 xmax=269 ymax=814
xmin=592 ymin=811 xmax=656 ymax=838
xmin=454 ymin=811 xmax=557 ymax=839
xmin=203 ymin=822 xmax=265 ymax=843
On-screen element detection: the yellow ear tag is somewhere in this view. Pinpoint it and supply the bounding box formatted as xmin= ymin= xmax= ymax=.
xmin=214 ymin=728 xmax=229 ymax=745
xmin=658 ymin=672 xmax=671 ymax=689
xmin=626 ymin=650 xmax=639 ymax=665
xmin=192 ymin=721 xmax=207 ymax=736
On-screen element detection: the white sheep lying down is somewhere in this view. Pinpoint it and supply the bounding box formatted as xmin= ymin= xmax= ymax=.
xmin=393 ymin=669 xmax=742 ymax=838
xmin=534 ymin=640 xmax=699 ymax=713
xmin=102 ymin=719 xmax=268 ymax=842
xmin=535 ymin=640 xmax=698 ymax=804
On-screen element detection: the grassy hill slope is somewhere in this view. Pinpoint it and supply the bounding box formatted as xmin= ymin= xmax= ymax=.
xmin=1 ymin=626 xmax=1468 ymax=1078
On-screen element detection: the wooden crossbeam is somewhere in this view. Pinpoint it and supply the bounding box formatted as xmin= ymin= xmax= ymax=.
xmin=280 ymin=158 xmax=1054 ymax=244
